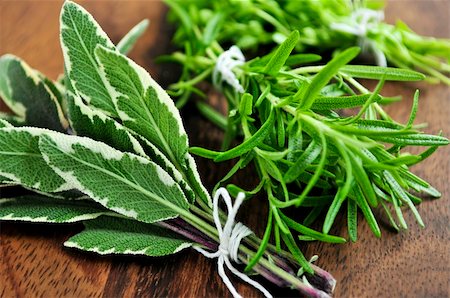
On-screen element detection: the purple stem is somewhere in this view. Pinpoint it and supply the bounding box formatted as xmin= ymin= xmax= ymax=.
xmin=159 ymin=218 xmax=335 ymax=297
xmin=265 ymin=249 xmax=336 ymax=294
xmin=171 ymin=217 xmax=218 ymax=249
xmin=242 ymin=255 xmax=331 ymax=298
xmin=251 ymin=263 xmax=290 ymax=288
xmin=271 ymin=254 xmax=296 ymax=275
xmin=158 ymin=220 xmax=216 ymax=251
xmin=307 ymin=264 xmax=336 ymax=294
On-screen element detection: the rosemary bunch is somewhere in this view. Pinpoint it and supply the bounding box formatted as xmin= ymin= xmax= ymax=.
xmin=165 ymin=0 xmax=450 ymax=85
xmin=164 ymin=21 xmax=449 ymax=252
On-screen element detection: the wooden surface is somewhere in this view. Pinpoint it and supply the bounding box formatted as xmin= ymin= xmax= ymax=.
xmin=0 ymin=1 xmax=449 ymax=297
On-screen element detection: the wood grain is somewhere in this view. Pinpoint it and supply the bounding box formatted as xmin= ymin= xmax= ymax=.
xmin=0 ymin=1 xmax=449 ymax=297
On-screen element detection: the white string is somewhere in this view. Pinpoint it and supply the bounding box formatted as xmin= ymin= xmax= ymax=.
xmin=213 ymin=46 xmax=246 ymax=93
xmin=330 ymin=8 xmax=387 ymax=67
xmin=193 ymin=187 xmax=273 ymax=298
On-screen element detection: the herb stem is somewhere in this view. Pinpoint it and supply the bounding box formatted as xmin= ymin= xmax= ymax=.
xmin=239 ymin=245 xmax=332 ymax=298
xmin=180 ymin=212 xmax=219 ymax=241
xmin=292 ymin=66 xmax=324 ymax=74
xmin=170 ymin=67 xmax=213 ymax=90
xmin=190 ymin=204 xmax=214 ymax=222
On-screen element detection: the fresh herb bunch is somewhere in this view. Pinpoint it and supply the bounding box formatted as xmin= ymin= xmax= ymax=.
xmin=0 ymin=2 xmax=343 ymax=297
xmin=165 ymin=0 xmax=450 ymax=85
xmin=163 ymin=15 xmax=449 ymax=245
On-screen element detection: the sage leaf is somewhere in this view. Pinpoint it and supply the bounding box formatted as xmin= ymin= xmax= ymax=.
xmin=0 ymin=177 xmax=14 ymax=184
xmin=65 ymin=216 xmax=191 ymax=256
xmin=117 ymin=19 xmax=150 ymax=55
xmin=0 ymin=119 xmax=12 ymax=128
xmin=39 ymin=74 xmax=68 ymax=116
xmin=95 ymin=45 xmax=188 ymax=170
xmin=0 ymin=195 xmax=110 ymax=223
xmin=67 ymin=90 xmax=196 ymax=203
xmin=94 ymin=45 xmax=211 ymax=205
xmin=60 ymin=1 xmax=117 ymax=115
xmin=0 ymin=55 xmax=68 ymax=131
xmin=39 ymin=133 xmax=190 ymax=224
xmin=0 ymin=127 xmax=68 ymax=192
xmin=67 ymin=92 xmax=146 ymax=156
xmin=184 ymin=154 xmax=211 ymax=205
xmin=136 ymin=136 xmax=196 ymax=203
xmin=0 ymin=113 xmax=24 ymax=126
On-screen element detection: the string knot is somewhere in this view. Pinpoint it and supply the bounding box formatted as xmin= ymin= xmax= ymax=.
xmin=213 ymin=46 xmax=246 ymax=93
xmin=193 ymin=188 xmax=272 ymax=298
xmin=330 ymin=8 xmax=387 ymax=67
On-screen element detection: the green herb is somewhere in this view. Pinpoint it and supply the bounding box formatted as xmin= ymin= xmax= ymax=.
xmin=0 ymin=2 xmax=341 ymax=297
xmin=165 ymin=0 xmax=450 ymax=85
xmin=0 ymin=55 xmax=68 ymax=131
xmin=163 ymin=0 xmax=449 ymax=255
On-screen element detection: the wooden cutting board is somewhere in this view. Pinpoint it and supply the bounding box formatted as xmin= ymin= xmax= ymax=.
xmin=1 ymin=1 xmax=449 ymax=297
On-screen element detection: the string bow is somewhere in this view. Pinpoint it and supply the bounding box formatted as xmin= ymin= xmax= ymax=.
xmin=213 ymin=46 xmax=246 ymax=93
xmin=331 ymin=8 xmax=387 ymax=67
xmin=193 ymin=187 xmax=272 ymax=298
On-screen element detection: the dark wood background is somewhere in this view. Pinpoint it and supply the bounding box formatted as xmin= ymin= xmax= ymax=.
xmin=0 ymin=1 xmax=448 ymax=297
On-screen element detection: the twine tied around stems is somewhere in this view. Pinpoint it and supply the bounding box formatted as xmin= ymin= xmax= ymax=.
xmin=331 ymin=8 xmax=387 ymax=67
xmin=193 ymin=188 xmax=272 ymax=298
xmin=213 ymin=46 xmax=246 ymax=93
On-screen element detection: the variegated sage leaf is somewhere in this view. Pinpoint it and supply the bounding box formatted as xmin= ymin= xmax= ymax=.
xmin=117 ymin=19 xmax=150 ymax=55
xmin=39 ymin=74 xmax=69 ymax=117
xmin=136 ymin=135 xmax=196 ymax=203
xmin=0 ymin=127 xmax=68 ymax=192
xmin=95 ymin=45 xmax=188 ymax=169
xmin=0 ymin=195 xmax=110 ymax=223
xmin=60 ymin=1 xmax=116 ymax=115
xmin=21 ymin=187 xmax=89 ymax=201
xmin=67 ymin=91 xmax=196 ymax=203
xmin=67 ymin=91 xmax=146 ymax=156
xmin=184 ymin=154 xmax=211 ymax=205
xmin=65 ymin=216 xmax=191 ymax=256
xmin=0 ymin=119 xmax=12 ymax=128
xmin=0 ymin=113 xmax=24 ymax=126
xmin=0 ymin=176 xmax=15 ymax=184
xmin=94 ymin=46 xmax=211 ymax=205
xmin=0 ymin=55 xmax=68 ymax=131
xmin=39 ymin=133 xmax=190 ymax=224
